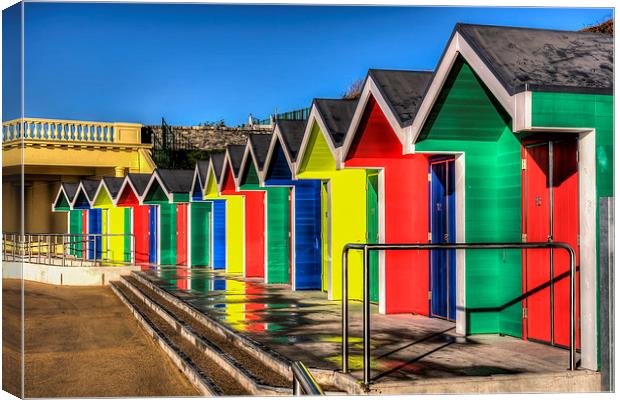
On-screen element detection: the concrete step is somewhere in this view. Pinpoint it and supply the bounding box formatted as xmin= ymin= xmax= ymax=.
xmin=366 ymin=369 xmax=601 ymax=394
xmin=109 ymin=281 xmax=225 ymax=395
xmin=127 ymin=271 xmax=352 ymax=394
xmin=113 ymin=275 xmax=293 ymax=396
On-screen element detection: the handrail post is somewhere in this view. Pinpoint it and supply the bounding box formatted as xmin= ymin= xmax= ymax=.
xmin=569 ymin=245 xmax=576 ymax=371
xmin=132 ymin=234 xmax=136 ymax=265
xmin=363 ymin=245 xmax=371 ymax=387
xmin=342 ymin=245 xmax=349 ymax=373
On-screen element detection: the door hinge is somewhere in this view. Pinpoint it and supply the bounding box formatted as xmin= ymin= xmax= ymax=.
xmin=428 ymin=232 xmax=432 ymax=241
xmin=577 ymin=234 xmax=580 ymax=246
xmin=522 ymin=307 xmax=528 ymax=319
xmin=522 ymin=233 xmax=527 ymax=242
xmin=428 ymin=173 xmax=432 ymax=182
xmin=428 ymin=291 xmax=432 ymax=300
xmin=521 ymin=159 xmax=527 ymax=170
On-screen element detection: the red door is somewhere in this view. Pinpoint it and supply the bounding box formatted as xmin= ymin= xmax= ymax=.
xmin=176 ymin=204 xmax=188 ymax=266
xmin=133 ymin=206 xmax=150 ymax=267
xmin=523 ymin=140 xmax=579 ymax=348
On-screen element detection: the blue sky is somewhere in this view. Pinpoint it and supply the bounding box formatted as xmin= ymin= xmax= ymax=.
xmin=2 ymin=3 xmax=613 ymax=126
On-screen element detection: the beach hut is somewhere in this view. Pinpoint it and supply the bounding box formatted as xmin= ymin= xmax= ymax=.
xmin=188 ymin=159 xmax=213 ymax=268
xmin=142 ymin=169 xmax=194 ymax=266
xmin=404 ymin=23 xmax=612 ymax=369
xmin=92 ymin=177 xmax=132 ymax=263
xmin=262 ymin=120 xmax=322 ymax=290
xmin=204 ymin=153 xmax=244 ymax=274
xmin=222 ymin=144 xmax=265 ymax=278
xmin=116 ymin=173 xmax=153 ymax=265
xmin=72 ymin=179 xmax=103 ymax=260
xmin=239 ymin=133 xmax=291 ymax=284
xmin=295 ymin=98 xmax=367 ymax=301
xmin=340 ymin=70 xmax=433 ymax=315
xmin=52 ymin=182 xmax=84 ymax=257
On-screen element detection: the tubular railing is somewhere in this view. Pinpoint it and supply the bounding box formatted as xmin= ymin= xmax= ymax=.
xmin=2 ymin=233 xmax=136 ymax=267
xmin=341 ymin=242 xmax=577 ymax=387
xmin=291 ymin=361 xmax=324 ymax=395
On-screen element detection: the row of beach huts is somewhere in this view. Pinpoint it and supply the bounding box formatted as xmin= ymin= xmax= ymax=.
xmin=51 ymin=23 xmax=613 ymax=372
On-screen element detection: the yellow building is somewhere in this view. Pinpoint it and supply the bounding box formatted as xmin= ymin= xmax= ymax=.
xmin=2 ymin=118 xmax=156 ymax=234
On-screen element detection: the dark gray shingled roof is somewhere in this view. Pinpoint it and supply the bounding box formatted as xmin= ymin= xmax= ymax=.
xmin=102 ymin=177 xmax=125 ymax=199
xmin=127 ymin=173 xmax=152 ymax=196
xmin=196 ymin=159 xmax=210 ymax=187
xmin=211 ymin=153 xmax=226 ymax=183
xmin=276 ymin=119 xmax=306 ymax=162
xmin=156 ymin=169 xmax=195 ymax=194
xmin=81 ymin=179 xmax=101 ymax=201
xmin=227 ymin=144 xmax=246 ymax=177
xmin=368 ymin=70 xmax=433 ymax=127
xmin=61 ymin=182 xmax=79 ymax=201
xmin=313 ymin=99 xmax=358 ymax=147
xmin=248 ymin=134 xmax=272 ymax=171
xmin=456 ymin=23 xmax=613 ymax=95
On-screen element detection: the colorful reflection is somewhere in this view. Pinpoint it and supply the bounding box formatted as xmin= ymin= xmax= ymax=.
xmin=243 ymin=282 xmax=265 ymax=332
xmin=188 ymin=267 xmax=210 ymax=294
xmin=176 ymin=265 xmax=190 ymax=290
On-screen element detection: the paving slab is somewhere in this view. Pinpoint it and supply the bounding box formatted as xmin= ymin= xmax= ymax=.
xmin=2 ymin=278 xmax=199 ymax=398
xmin=143 ymin=267 xmax=579 ymax=388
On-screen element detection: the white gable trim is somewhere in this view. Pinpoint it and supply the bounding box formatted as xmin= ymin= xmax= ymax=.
xmin=71 ymin=181 xmax=95 ymax=209
xmin=340 ymin=76 xmax=407 ymax=167
xmin=114 ymin=175 xmax=144 ymax=206
xmin=203 ymin=159 xmax=219 ymax=198
xmin=406 ymin=32 xmax=531 ymax=152
xmin=221 ymin=150 xmax=238 ymax=193
xmin=92 ymin=179 xmax=115 ymax=207
xmin=261 ymin=125 xmax=297 ymax=185
xmin=189 ymin=164 xmax=202 ymax=200
xmin=238 ymin=139 xmax=263 ymax=189
xmin=143 ymin=171 xmax=174 ymax=204
xmin=294 ymin=104 xmax=340 ymax=176
xmin=52 ymin=184 xmax=74 ymax=211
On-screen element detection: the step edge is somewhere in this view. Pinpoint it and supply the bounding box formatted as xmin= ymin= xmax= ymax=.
xmin=109 ymin=281 xmax=224 ymax=396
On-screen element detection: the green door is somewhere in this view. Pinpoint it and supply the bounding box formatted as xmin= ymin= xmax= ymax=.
xmin=191 ymin=202 xmax=212 ymax=267
xmin=123 ymin=208 xmax=132 ymax=262
xmin=69 ymin=210 xmax=83 ymax=257
xmin=366 ymin=173 xmax=379 ymax=302
xmin=159 ymin=204 xmax=177 ymax=266
xmin=266 ymin=188 xmax=291 ymax=283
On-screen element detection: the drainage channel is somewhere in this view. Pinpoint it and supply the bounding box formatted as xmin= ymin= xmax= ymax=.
xmin=111 ymin=281 xmax=251 ymax=396
xmin=122 ymin=275 xmax=292 ymax=390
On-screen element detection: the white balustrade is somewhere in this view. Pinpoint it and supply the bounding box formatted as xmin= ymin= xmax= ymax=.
xmin=2 ymin=118 xmax=119 ymax=144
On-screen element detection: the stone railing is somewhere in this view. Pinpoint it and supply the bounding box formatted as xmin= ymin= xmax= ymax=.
xmin=2 ymin=118 xmax=143 ymax=145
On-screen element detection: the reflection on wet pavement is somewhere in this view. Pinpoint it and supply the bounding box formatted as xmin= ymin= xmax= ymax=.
xmin=143 ymin=267 xmax=570 ymax=384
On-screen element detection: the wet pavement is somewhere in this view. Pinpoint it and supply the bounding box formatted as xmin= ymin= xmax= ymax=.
xmin=142 ymin=266 xmax=571 ymax=385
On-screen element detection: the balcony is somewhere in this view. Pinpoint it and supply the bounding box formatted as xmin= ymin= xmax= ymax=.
xmin=2 ymin=118 xmax=156 ymax=174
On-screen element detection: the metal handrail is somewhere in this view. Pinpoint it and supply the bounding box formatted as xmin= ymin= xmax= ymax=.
xmin=2 ymin=232 xmax=136 ymax=266
xmin=291 ymin=361 xmax=324 ymax=395
xmin=341 ymin=242 xmax=577 ymax=386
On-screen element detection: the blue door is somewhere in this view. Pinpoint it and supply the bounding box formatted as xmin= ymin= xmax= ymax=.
xmin=88 ymin=209 xmax=102 ymax=260
xmin=212 ymin=200 xmax=226 ymax=270
xmin=430 ymin=158 xmax=456 ymax=320
xmin=149 ymin=205 xmax=158 ymax=264
xmin=293 ymin=181 xmax=323 ymax=290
